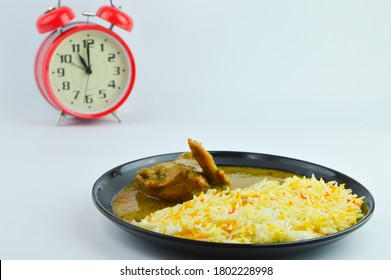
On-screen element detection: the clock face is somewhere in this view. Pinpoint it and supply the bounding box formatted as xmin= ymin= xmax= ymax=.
xmin=47 ymin=28 xmax=133 ymax=114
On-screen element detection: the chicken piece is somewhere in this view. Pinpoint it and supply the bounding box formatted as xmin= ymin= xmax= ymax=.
xmin=135 ymin=161 xmax=209 ymax=203
xmin=135 ymin=139 xmax=231 ymax=203
xmin=188 ymin=138 xmax=232 ymax=186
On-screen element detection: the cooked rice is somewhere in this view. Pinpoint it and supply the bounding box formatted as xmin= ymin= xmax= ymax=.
xmin=131 ymin=175 xmax=364 ymax=243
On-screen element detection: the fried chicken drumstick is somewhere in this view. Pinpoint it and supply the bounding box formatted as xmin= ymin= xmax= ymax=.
xmin=135 ymin=139 xmax=231 ymax=202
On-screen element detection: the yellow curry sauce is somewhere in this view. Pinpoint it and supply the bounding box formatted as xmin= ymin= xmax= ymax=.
xmin=112 ymin=166 xmax=295 ymax=222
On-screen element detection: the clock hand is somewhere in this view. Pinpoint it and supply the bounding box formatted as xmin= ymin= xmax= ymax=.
xmin=83 ymin=74 xmax=91 ymax=104
xmin=78 ymin=53 xmax=92 ymax=75
xmin=86 ymin=43 xmax=91 ymax=71
xmin=78 ymin=54 xmax=88 ymax=70
xmin=70 ymin=62 xmax=86 ymax=71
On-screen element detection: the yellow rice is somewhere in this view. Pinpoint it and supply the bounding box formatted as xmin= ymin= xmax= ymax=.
xmin=131 ymin=175 xmax=364 ymax=243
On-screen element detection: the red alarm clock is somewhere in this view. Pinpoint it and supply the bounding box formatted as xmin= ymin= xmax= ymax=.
xmin=35 ymin=1 xmax=136 ymax=125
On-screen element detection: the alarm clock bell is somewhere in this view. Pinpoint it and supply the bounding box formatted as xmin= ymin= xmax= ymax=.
xmin=36 ymin=5 xmax=75 ymax=34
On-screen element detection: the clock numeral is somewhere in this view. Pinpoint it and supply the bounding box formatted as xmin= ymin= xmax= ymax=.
xmin=113 ymin=66 xmax=120 ymax=75
xmin=73 ymin=90 xmax=80 ymax=100
xmin=99 ymin=89 xmax=107 ymax=99
xmin=108 ymin=53 xmax=115 ymax=62
xmin=100 ymin=43 xmax=105 ymax=52
xmin=57 ymin=68 xmax=65 ymax=77
xmin=85 ymin=94 xmax=93 ymax=104
xmin=108 ymin=80 xmax=116 ymax=88
xmin=59 ymin=54 xmax=72 ymax=63
xmin=62 ymin=81 xmax=70 ymax=90
xmin=83 ymin=39 xmax=94 ymax=48
xmin=72 ymin=44 xmax=80 ymax=53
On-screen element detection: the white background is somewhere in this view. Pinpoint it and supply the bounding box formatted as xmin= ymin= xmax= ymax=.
xmin=0 ymin=0 xmax=390 ymax=259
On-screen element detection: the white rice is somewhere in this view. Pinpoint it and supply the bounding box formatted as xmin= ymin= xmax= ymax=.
xmin=131 ymin=175 xmax=364 ymax=243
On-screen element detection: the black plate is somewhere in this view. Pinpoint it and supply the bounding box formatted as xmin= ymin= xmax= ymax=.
xmin=92 ymin=152 xmax=375 ymax=258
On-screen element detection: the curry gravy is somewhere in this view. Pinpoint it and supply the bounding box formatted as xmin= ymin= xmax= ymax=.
xmin=112 ymin=166 xmax=295 ymax=222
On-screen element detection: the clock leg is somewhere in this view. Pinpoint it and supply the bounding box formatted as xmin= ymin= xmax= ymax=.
xmin=112 ymin=111 xmax=122 ymax=123
xmin=55 ymin=111 xmax=66 ymax=126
